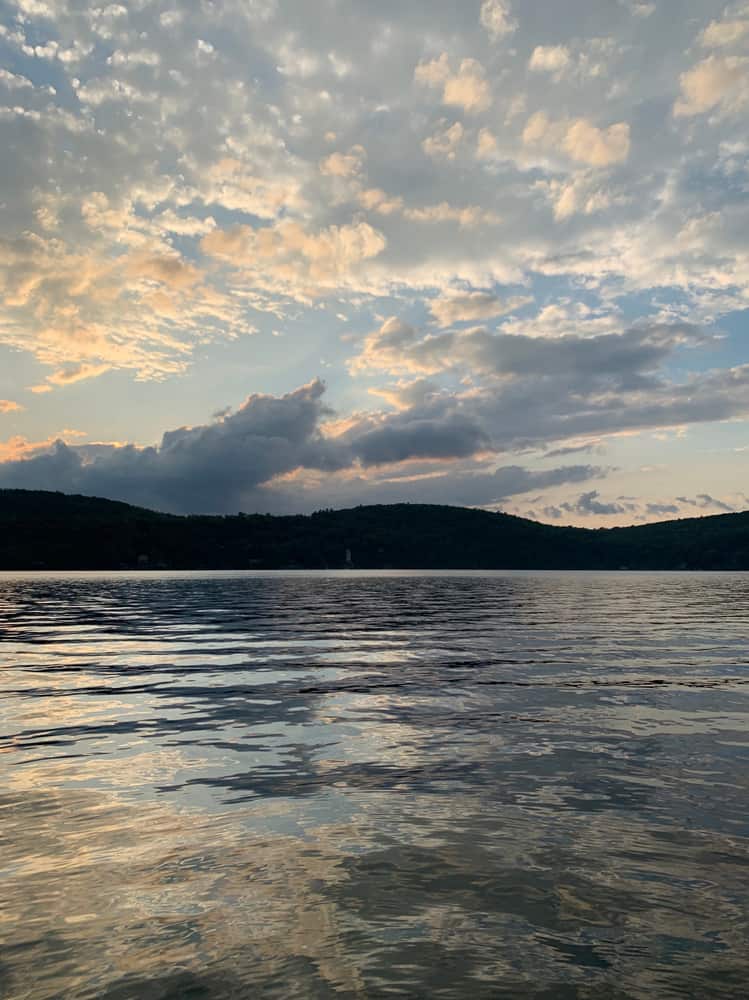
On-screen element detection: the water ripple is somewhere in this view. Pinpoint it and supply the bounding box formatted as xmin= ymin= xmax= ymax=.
xmin=1 ymin=570 xmax=748 ymax=999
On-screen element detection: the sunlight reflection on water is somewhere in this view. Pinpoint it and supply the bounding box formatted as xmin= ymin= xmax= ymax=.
xmin=1 ymin=571 xmax=749 ymax=999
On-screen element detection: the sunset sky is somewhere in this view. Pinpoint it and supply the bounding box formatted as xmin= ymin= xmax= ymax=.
xmin=0 ymin=0 xmax=748 ymax=522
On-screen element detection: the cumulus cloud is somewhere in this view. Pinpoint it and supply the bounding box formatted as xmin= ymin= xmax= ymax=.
xmin=422 ymin=120 xmax=464 ymax=160
xmin=539 ymin=173 xmax=617 ymax=221
xmin=348 ymin=319 xmax=749 ymax=458
xmin=480 ymin=0 xmax=516 ymax=41
xmin=358 ymin=188 xmax=405 ymax=215
xmin=0 ymin=400 xmax=23 ymax=414
xmin=523 ymin=112 xmax=631 ymax=166
xmin=674 ymin=55 xmax=749 ymax=117
xmin=0 ymin=381 xmax=343 ymax=512
xmin=320 ymin=146 xmax=366 ymax=178
xmin=527 ymin=39 xmax=618 ymax=82
xmin=415 ymin=55 xmax=492 ymax=113
xmin=529 ymin=45 xmax=572 ymax=77
xmin=0 ymin=379 xmax=605 ymax=513
xmin=700 ymin=16 xmax=749 ymax=48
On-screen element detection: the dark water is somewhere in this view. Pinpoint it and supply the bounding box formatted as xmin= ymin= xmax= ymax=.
xmin=1 ymin=571 xmax=749 ymax=999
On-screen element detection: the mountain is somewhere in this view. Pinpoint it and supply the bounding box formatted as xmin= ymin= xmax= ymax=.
xmin=0 ymin=489 xmax=748 ymax=570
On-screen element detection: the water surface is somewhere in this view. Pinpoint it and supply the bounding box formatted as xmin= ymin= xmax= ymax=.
xmin=1 ymin=571 xmax=749 ymax=998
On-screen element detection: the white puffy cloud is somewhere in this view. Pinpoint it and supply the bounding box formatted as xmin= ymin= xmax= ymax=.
xmin=674 ymin=55 xmax=749 ymax=117
xmin=700 ymin=15 xmax=749 ymax=48
xmin=416 ymin=54 xmax=492 ymax=113
xmin=529 ymin=45 xmax=572 ymax=77
xmin=320 ymin=146 xmax=366 ymax=178
xmin=480 ymin=0 xmax=516 ymax=41
xmin=523 ymin=113 xmax=631 ymax=167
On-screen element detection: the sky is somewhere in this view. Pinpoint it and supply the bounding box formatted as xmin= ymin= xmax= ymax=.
xmin=0 ymin=0 xmax=748 ymax=522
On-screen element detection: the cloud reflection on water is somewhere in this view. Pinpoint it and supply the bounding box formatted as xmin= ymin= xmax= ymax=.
xmin=1 ymin=572 xmax=749 ymax=998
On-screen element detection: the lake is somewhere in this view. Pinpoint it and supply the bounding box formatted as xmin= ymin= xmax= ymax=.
xmin=1 ymin=571 xmax=748 ymax=999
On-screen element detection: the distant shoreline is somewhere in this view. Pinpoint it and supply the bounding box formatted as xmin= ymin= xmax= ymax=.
xmin=1 ymin=568 xmax=746 ymax=576
xmin=2 ymin=489 xmax=749 ymax=572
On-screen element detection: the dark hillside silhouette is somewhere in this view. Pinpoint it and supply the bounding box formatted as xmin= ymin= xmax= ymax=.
xmin=1 ymin=489 xmax=748 ymax=570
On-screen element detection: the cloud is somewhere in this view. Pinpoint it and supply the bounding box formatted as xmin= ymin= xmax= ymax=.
xmin=358 ymin=189 xmax=405 ymax=216
xmin=264 ymin=462 xmax=605 ymax=513
xmin=563 ymin=120 xmax=631 ymax=167
xmin=539 ymin=173 xmax=617 ymax=221
xmin=0 ymin=378 xmax=605 ymax=513
xmin=429 ymin=291 xmax=531 ymax=326
xmin=645 ymin=501 xmax=681 ymax=515
xmin=415 ymin=55 xmax=492 ymax=114
xmin=0 ymin=400 xmax=23 ymax=414
xmin=538 ymin=489 xmax=742 ymax=526
xmin=626 ymin=1 xmax=655 ymax=16
xmin=46 ymin=364 xmax=113 ymax=387
xmin=403 ymin=203 xmax=501 ymax=228
xmin=0 ymin=381 xmax=344 ymax=512
xmin=529 ymin=45 xmax=572 ymax=77
xmin=127 ymin=254 xmax=202 ymax=290
xmin=422 ymin=120 xmax=464 ymax=160
xmin=320 ymin=146 xmax=366 ymax=178
xmin=527 ymin=39 xmax=618 ymax=82
xmin=700 ymin=17 xmax=749 ymax=48
xmin=443 ymin=59 xmax=492 ymax=114
xmin=202 ymin=219 xmax=387 ymax=296
xmin=352 ymin=317 xmax=707 ymax=382
xmin=564 ymin=490 xmax=628 ymax=516
xmin=544 ymin=441 xmax=601 ymax=458
xmin=677 ymin=493 xmax=736 ymax=513
xmin=480 ymin=0 xmax=516 ymax=41
xmin=350 ymin=413 xmax=491 ymax=466
xmin=674 ymin=55 xmax=749 ymax=117
xmin=476 ymin=128 xmax=498 ymax=159
xmin=523 ymin=113 xmax=631 ymax=166
xmin=349 ymin=320 xmax=749 ymax=456
xmin=0 ymin=0 xmax=747 ymax=526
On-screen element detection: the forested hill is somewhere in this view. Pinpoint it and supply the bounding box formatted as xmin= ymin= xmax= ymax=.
xmin=1 ymin=489 xmax=748 ymax=570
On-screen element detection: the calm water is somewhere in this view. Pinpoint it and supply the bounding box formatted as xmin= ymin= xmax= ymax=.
xmin=1 ymin=571 xmax=749 ymax=999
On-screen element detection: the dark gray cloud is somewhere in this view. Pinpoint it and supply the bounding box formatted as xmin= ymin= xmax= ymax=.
xmin=0 ymin=380 xmax=347 ymax=512
xmin=0 ymin=379 xmax=605 ymax=513
xmin=2 ymin=351 xmax=747 ymax=515
xmin=353 ymin=350 xmax=749 ymax=460
xmin=544 ymin=442 xmax=601 ymax=458
xmin=351 ymin=413 xmax=491 ymax=465
xmin=565 ymin=490 xmax=630 ymax=516
xmin=677 ymin=494 xmax=736 ymax=513
xmin=356 ymin=319 xmax=711 ymax=388
xmin=646 ymin=502 xmax=681 ymax=515
xmin=540 ymin=491 xmax=742 ymax=524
